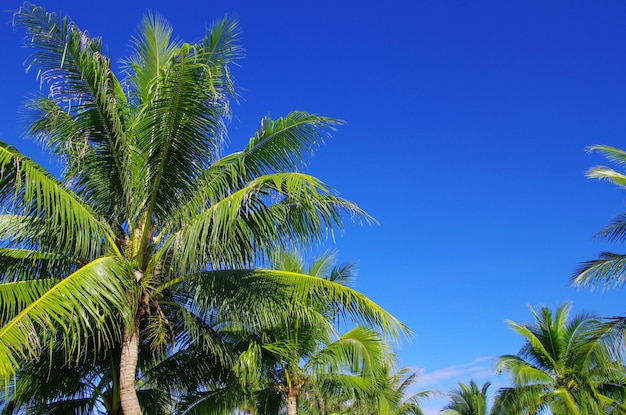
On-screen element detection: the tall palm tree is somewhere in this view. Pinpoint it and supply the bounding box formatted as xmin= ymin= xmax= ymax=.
xmin=0 ymin=5 xmax=403 ymax=414
xmin=441 ymin=380 xmax=490 ymax=415
xmin=492 ymin=303 xmax=626 ymax=415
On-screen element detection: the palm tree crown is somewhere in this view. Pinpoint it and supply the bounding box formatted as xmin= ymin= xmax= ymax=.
xmin=493 ymin=303 xmax=626 ymax=415
xmin=442 ymin=380 xmax=490 ymax=415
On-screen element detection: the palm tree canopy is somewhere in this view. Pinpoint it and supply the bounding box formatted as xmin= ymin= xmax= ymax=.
xmin=442 ymin=380 xmax=490 ymax=415
xmin=493 ymin=303 xmax=626 ymax=415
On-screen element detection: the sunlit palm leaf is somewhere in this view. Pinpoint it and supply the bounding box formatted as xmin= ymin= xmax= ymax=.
xmin=0 ymin=256 xmax=130 ymax=381
xmin=307 ymin=326 xmax=392 ymax=383
xmin=0 ymin=142 xmax=116 ymax=258
xmin=166 ymin=172 xmax=371 ymax=272
xmin=222 ymin=112 xmax=343 ymax=180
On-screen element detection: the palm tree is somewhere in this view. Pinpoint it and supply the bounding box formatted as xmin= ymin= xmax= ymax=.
xmin=0 ymin=5 xmax=404 ymax=415
xmin=441 ymin=380 xmax=490 ymax=415
xmin=572 ymin=145 xmax=626 ymax=289
xmin=345 ymin=364 xmax=437 ymax=415
xmin=492 ymin=303 xmax=626 ymax=415
xmin=219 ymin=250 xmax=398 ymax=415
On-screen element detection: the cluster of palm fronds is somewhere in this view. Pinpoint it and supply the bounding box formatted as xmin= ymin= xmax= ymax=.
xmin=0 ymin=3 xmax=424 ymax=414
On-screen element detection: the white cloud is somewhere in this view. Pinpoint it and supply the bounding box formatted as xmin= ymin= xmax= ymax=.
xmin=414 ymin=356 xmax=496 ymax=389
xmin=406 ymin=357 xmax=511 ymax=414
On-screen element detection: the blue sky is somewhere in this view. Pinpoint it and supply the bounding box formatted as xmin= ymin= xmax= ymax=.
xmin=3 ymin=1 xmax=626 ymax=412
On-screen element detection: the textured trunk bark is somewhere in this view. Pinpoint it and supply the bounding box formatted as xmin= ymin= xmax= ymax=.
xmin=119 ymin=318 xmax=141 ymax=415
xmin=286 ymin=388 xmax=299 ymax=415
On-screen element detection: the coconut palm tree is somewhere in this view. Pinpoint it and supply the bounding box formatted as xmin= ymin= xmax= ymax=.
xmin=492 ymin=303 xmax=626 ymax=415
xmin=572 ymin=145 xmax=626 ymax=290
xmin=212 ymin=250 xmax=399 ymax=415
xmin=239 ymin=325 xmax=393 ymax=415
xmin=441 ymin=380 xmax=490 ymax=415
xmin=344 ymin=364 xmax=436 ymax=415
xmin=0 ymin=5 xmax=404 ymax=415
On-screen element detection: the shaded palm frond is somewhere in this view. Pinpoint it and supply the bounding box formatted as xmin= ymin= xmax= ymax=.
xmin=572 ymin=252 xmax=626 ymax=290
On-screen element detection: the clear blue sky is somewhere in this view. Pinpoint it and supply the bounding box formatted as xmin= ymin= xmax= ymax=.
xmin=2 ymin=1 xmax=626 ymax=412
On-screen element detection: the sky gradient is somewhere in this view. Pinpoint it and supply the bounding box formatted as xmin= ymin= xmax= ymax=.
xmin=2 ymin=1 xmax=626 ymax=413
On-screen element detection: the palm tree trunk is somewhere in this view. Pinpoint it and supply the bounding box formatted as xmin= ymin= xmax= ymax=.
xmin=286 ymin=387 xmax=299 ymax=415
xmin=119 ymin=318 xmax=141 ymax=415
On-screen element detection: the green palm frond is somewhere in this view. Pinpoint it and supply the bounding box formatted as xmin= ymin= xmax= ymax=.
xmin=0 ymin=142 xmax=117 ymax=258
xmin=572 ymin=252 xmax=626 ymax=289
xmin=0 ymin=256 xmax=130 ymax=381
xmin=0 ymin=278 xmax=58 ymax=326
xmin=15 ymin=3 xmax=131 ymax=220
xmin=252 ymin=269 xmax=407 ymax=338
xmin=0 ymin=248 xmax=78 ymax=282
xmin=124 ymin=12 xmax=182 ymax=104
xmin=236 ymin=112 xmax=343 ymax=177
xmin=307 ymin=326 xmax=392 ymax=379
xmin=495 ymin=354 xmax=553 ymax=386
xmin=141 ymin=342 xmax=233 ymax=395
xmin=586 ymin=166 xmax=626 ymax=188
xmin=586 ymin=145 xmax=626 ymax=188
xmin=136 ymin=388 xmax=172 ymax=415
xmin=594 ymin=213 xmax=626 ymax=243
xmin=178 ymin=386 xmax=254 ymax=415
xmin=166 ymin=172 xmax=372 ymax=271
xmin=492 ymin=384 xmax=548 ymax=415
xmin=442 ymin=380 xmax=490 ymax=415
xmin=1 ymin=337 xmax=112 ymax=415
xmin=576 ymin=144 xmax=626 ymax=292
xmin=495 ymin=303 xmax=626 ymax=415
xmin=196 ymin=14 xmax=242 ymax=95
xmin=132 ymin=18 xmax=240 ymax=234
xmin=587 ymin=145 xmax=626 ymax=166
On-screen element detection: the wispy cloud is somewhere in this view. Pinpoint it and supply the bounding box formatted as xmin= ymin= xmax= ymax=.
xmin=409 ymin=357 xmax=510 ymax=415
xmin=414 ymin=356 xmax=496 ymax=388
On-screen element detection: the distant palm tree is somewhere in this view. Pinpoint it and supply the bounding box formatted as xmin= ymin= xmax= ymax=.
xmin=1 ymin=5 xmax=403 ymax=415
xmin=347 ymin=364 xmax=438 ymax=415
xmin=492 ymin=303 xmax=626 ymax=415
xmin=217 ymin=250 xmax=403 ymax=415
xmin=441 ymin=380 xmax=490 ymax=415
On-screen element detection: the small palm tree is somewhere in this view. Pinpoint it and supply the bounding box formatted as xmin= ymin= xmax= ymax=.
xmin=492 ymin=303 xmax=626 ymax=415
xmin=221 ymin=250 xmax=401 ymax=415
xmin=441 ymin=380 xmax=490 ymax=415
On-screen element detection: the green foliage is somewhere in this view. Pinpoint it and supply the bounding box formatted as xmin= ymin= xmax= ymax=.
xmin=1 ymin=4 xmax=401 ymax=414
xmin=492 ymin=303 xmax=626 ymax=415
xmin=442 ymin=380 xmax=490 ymax=415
